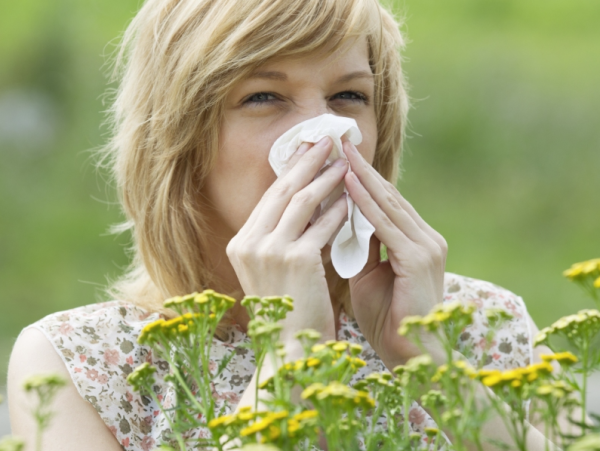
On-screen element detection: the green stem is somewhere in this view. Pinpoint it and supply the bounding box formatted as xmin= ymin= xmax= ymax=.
xmin=145 ymin=383 xmax=189 ymax=450
xmin=581 ymin=367 xmax=588 ymax=429
xmin=254 ymin=352 xmax=266 ymax=411
xmin=402 ymin=387 xmax=411 ymax=439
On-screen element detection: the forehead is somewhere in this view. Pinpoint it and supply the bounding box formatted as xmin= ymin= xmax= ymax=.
xmin=249 ymin=37 xmax=372 ymax=81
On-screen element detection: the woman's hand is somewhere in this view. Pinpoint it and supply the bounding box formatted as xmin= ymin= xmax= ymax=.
xmin=342 ymin=141 xmax=448 ymax=368
xmin=226 ymin=137 xmax=348 ymax=345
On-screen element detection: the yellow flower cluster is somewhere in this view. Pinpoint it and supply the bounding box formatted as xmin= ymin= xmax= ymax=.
xmin=540 ymin=351 xmax=578 ymax=366
xmin=398 ymin=301 xmax=476 ymax=336
xmin=301 ymin=381 xmax=375 ymax=410
xmin=420 ymin=390 xmax=448 ymax=410
xmin=208 ymin=407 xmax=318 ymax=444
xmin=22 ymin=373 xmax=66 ymax=392
xmin=393 ymin=354 xmax=435 ymax=387
xmin=258 ymin=341 xmax=366 ymax=392
xmin=127 ymin=362 xmax=157 ymax=393
xmin=478 ymin=362 xmax=553 ymax=389
xmin=536 ymin=380 xmax=574 ymax=398
xmin=138 ymin=312 xmax=207 ymax=345
xmin=138 ymin=290 xmax=237 ymax=345
xmin=164 ymin=290 xmax=236 ymax=314
xmin=247 ymin=319 xmax=283 ymax=340
xmin=0 ymin=436 xmax=25 ymax=451
xmin=431 ymin=359 xmax=477 ymax=383
xmin=241 ymin=295 xmax=294 ymax=324
xmin=534 ymin=309 xmax=600 ymax=346
xmin=563 ymin=258 xmax=600 ymax=285
xmin=364 ymin=372 xmax=394 ymax=387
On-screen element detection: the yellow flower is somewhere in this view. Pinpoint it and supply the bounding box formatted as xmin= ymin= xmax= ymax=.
xmin=425 ymin=427 xmax=440 ymax=437
xmin=350 ymin=357 xmax=367 ymax=369
xmin=301 ymin=383 xmax=325 ymax=400
xmin=208 ymin=414 xmax=236 ymax=429
xmin=261 ymin=424 xmax=281 ymax=442
xmin=349 ymin=343 xmax=363 ymax=356
xmin=482 ymin=374 xmax=503 ymax=387
xmin=540 ymin=352 xmax=578 ymax=366
xmin=138 ymin=318 xmax=166 ymax=344
xmin=287 ymin=419 xmax=300 ymax=434
xmin=241 ymin=418 xmax=272 ymax=436
xmin=536 ymin=384 xmax=553 ymax=396
xmin=292 ymin=410 xmax=318 ymax=421
xmin=594 ymin=277 xmax=600 ymax=289
xmin=127 ymin=363 xmax=157 ymax=392
xmin=477 ymin=369 xmax=500 ymax=378
xmin=306 ymin=357 xmax=321 ymax=368
xmin=266 ymin=411 xmax=289 ymax=421
xmin=258 ymin=377 xmax=273 ymax=390
xmin=563 ymin=258 xmax=600 ymax=280
xmin=501 ymin=370 xmax=523 ymax=382
xmin=397 ymin=315 xmax=423 ymax=336
xmin=332 ymin=342 xmax=348 ymax=352
xmin=294 ymin=329 xmax=322 ymax=341
xmin=527 ymin=372 xmax=539 ymax=383
xmin=177 ymin=324 xmax=189 ymax=334
xmin=164 ymin=293 xmax=197 ymax=310
xmin=23 ymin=373 xmax=67 ymax=392
xmin=311 ymin=344 xmax=326 ymax=353
xmin=533 ymin=327 xmax=552 ymax=347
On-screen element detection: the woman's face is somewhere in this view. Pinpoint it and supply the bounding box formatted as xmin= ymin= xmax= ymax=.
xmin=202 ymin=37 xmax=377 ymax=239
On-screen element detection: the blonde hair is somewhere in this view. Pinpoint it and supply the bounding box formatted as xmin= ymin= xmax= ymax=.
xmin=101 ymin=0 xmax=409 ymax=326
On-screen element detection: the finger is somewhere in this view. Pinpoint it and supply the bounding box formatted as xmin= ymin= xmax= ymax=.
xmin=344 ymin=170 xmax=424 ymax=249
xmin=343 ymin=141 xmax=446 ymax=249
xmin=298 ymin=193 xmax=348 ymax=249
xmin=242 ymin=142 xmax=313 ymax=231
xmin=274 ymin=158 xmax=348 ymax=241
xmin=244 ymin=137 xmax=333 ymax=234
xmin=278 ymin=142 xmax=314 ymax=178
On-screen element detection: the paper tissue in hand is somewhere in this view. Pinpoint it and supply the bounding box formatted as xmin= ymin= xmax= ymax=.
xmin=268 ymin=113 xmax=376 ymax=279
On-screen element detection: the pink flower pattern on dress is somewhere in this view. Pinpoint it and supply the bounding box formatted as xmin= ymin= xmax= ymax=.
xmin=28 ymin=272 xmax=533 ymax=451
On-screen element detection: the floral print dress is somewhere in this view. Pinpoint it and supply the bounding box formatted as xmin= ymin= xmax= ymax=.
xmin=27 ymin=272 xmax=533 ymax=450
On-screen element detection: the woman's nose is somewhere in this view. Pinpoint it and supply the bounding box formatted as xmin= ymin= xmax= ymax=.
xmin=294 ymin=106 xmax=333 ymax=124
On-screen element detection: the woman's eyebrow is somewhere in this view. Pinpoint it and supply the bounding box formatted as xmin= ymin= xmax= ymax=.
xmin=247 ymin=70 xmax=374 ymax=83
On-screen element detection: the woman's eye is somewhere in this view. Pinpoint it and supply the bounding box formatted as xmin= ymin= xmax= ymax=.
xmin=244 ymin=92 xmax=278 ymax=105
xmin=332 ymin=91 xmax=368 ymax=103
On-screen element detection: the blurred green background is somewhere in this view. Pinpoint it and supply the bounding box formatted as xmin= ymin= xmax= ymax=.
xmin=0 ymin=0 xmax=599 ymax=390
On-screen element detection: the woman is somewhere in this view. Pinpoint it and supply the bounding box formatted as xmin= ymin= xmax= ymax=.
xmin=8 ymin=0 xmax=568 ymax=449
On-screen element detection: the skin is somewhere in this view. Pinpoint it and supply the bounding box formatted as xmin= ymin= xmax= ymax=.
xmin=9 ymin=37 xmax=580 ymax=451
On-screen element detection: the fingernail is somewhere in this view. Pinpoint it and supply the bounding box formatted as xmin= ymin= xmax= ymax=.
xmin=332 ymin=158 xmax=347 ymax=168
xmin=295 ymin=142 xmax=310 ymax=155
xmin=315 ymin=136 xmax=331 ymax=149
xmin=350 ymin=171 xmax=360 ymax=183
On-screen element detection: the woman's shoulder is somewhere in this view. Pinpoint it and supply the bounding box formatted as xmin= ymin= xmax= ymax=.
xmin=443 ymin=272 xmax=533 ymax=369
xmin=27 ymin=300 xmax=164 ymax=382
xmin=29 ymin=300 xmax=159 ymax=340
xmin=443 ymin=272 xmax=527 ymax=314
xmin=23 ymin=301 xmax=174 ymax=449
xmin=339 ymin=272 xmax=533 ymax=372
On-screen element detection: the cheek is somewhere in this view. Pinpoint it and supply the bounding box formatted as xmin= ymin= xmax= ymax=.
xmin=204 ymin=123 xmax=278 ymax=232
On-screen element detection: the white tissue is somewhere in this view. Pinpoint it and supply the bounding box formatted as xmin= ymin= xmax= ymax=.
xmin=268 ymin=114 xmax=376 ymax=279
